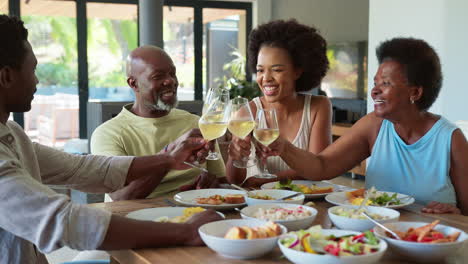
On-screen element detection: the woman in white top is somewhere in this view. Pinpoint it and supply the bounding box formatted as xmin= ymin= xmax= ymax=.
xmin=226 ymin=19 xmax=332 ymax=187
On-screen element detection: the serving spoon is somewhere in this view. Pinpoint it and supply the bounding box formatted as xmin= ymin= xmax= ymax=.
xmin=362 ymin=211 xmax=401 ymax=240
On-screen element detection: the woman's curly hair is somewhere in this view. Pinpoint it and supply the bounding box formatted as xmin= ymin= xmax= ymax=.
xmin=248 ymin=19 xmax=329 ymax=92
xmin=376 ymin=37 xmax=442 ymax=111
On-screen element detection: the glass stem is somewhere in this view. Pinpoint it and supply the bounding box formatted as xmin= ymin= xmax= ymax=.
xmin=262 ymin=157 xmax=269 ymax=175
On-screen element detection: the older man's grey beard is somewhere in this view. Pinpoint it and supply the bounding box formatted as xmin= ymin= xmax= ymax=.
xmin=146 ymin=93 xmax=178 ymax=112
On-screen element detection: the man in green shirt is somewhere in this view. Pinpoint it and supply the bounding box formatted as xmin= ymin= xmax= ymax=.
xmin=91 ymin=46 xmax=226 ymax=200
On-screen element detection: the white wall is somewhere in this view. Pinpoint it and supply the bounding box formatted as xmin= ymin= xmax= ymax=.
xmin=368 ymin=0 xmax=468 ymax=122
xmin=270 ymin=0 xmax=369 ymax=42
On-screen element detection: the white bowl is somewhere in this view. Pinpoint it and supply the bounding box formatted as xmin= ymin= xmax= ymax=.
xmin=328 ymin=206 xmax=400 ymax=232
xmin=240 ymin=203 xmax=317 ymax=231
xmin=245 ymin=189 xmax=305 ymax=206
xmin=199 ymin=219 xmax=287 ymax=259
xmin=374 ymin=221 xmax=468 ymax=263
xmin=278 ymin=229 xmax=388 ymax=264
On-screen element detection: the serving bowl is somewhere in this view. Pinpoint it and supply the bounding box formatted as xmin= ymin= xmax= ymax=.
xmin=245 ymin=189 xmax=304 ymax=206
xmin=374 ymin=221 xmax=468 ymax=263
xmin=198 ymin=219 xmax=287 ymax=259
xmin=278 ymin=229 xmax=388 ymax=264
xmin=328 ymin=205 xmax=400 ymax=232
xmin=240 ymin=203 xmax=317 ymax=231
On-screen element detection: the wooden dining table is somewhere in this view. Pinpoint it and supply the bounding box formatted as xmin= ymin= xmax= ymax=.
xmin=89 ymin=180 xmax=468 ymax=264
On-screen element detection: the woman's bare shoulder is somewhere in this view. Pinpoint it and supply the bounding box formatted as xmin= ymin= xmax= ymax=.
xmin=248 ymin=97 xmax=260 ymax=115
xmin=308 ymin=95 xmax=332 ymax=112
xmin=309 ymin=94 xmax=330 ymax=104
xmin=352 ymin=112 xmax=385 ymax=141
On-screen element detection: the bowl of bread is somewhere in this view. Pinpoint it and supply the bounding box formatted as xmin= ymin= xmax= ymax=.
xmin=199 ymin=219 xmax=286 ymax=259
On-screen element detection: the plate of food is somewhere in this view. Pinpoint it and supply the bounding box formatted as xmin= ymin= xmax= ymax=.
xmin=261 ymin=180 xmax=335 ymax=199
xmin=126 ymin=206 xmax=225 ymax=223
xmin=174 ymin=189 xmax=246 ymax=210
xmin=325 ymin=187 xmax=415 ymax=209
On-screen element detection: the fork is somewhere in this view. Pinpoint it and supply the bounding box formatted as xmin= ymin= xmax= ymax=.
xmin=362 ymin=212 xmax=401 ymax=240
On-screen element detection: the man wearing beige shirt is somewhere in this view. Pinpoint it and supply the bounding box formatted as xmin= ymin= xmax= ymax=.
xmin=0 ymin=15 xmax=221 ymax=264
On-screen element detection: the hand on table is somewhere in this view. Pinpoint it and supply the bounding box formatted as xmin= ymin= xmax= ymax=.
xmin=184 ymin=210 xmax=223 ymax=246
xmin=421 ymin=201 xmax=461 ymax=214
xmin=242 ymin=177 xmax=276 ymax=189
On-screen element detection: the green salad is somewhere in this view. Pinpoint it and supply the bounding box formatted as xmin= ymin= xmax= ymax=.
xmin=274 ymin=179 xmax=302 ymax=192
xmin=367 ymin=187 xmax=401 ymax=206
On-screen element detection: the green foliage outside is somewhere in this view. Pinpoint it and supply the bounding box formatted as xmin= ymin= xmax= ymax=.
xmin=217 ymin=49 xmax=261 ymax=100
xmin=324 ymin=49 xmax=358 ymax=93
xmin=23 ymin=15 xmax=137 ymax=89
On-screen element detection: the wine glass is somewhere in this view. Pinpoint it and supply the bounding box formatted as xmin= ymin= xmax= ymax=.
xmin=199 ymin=89 xmax=231 ymax=160
xmin=228 ymin=97 xmax=257 ymax=168
xmin=203 ymin=87 xmax=230 ymax=115
xmin=253 ymin=109 xmax=279 ymax=179
xmin=203 ymin=88 xmax=231 ymax=145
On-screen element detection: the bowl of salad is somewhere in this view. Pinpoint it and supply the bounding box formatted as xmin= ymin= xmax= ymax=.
xmin=245 ymin=189 xmax=305 ymax=206
xmin=328 ymin=206 xmax=400 ymax=232
xmin=279 ymin=225 xmax=387 ymax=264
xmin=374 ymin=221 xmax=467 ymax=262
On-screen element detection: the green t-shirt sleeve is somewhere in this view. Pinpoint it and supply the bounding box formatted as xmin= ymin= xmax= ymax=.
xmin=90 ymin=123 xmax=127 ymax=156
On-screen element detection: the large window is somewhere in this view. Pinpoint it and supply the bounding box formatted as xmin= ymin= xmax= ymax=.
xmin=0 ymin=0 xmax=7 ymax=14
xmin=21 ymin=0 xmax=79 ymax=148
xmin=164 ymin=1 xmax=252 ymax=100
xmin=7 ymin=0 xmax=250 ymax=148
xmin=87 ymin=2 xmax=137 ymax=102
xmin=163 ymin=6 xmax=194 ymax=101
xmin=203 ymin=8 xmax=247 ymax=93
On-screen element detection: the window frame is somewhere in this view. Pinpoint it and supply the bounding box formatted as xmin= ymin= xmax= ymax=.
xmin=9 ymin=0 xmax=251 ymax=140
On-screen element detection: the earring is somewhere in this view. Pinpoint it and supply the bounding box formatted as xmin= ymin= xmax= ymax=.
xmin=410 ymin=98 xmax=415 ymax=104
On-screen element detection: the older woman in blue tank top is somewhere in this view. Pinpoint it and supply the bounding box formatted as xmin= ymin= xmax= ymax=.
xmin=262 ymin=37 xmax=468 ymax=215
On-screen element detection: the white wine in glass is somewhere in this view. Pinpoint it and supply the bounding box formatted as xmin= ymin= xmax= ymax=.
xmin=199 ymin=116 xmax=228 ymax=141
xmin=253 ymin=109 xmax=279 ymax=179
xmin=228 ymin=97 xmax=256 ymax=168
xmin=199 ymin=90 xmax=230 ymax=160
xmin=228 ymin=120 xmax=256 ymax=139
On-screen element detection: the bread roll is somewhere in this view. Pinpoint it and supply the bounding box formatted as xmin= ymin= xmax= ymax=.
xmin=224 ymin=227 xmax=246 ymax=239
xmin=224 ymin=194 xmax=245 ymax=204
xmin=224 ymin=222 xmax=281 ymax=240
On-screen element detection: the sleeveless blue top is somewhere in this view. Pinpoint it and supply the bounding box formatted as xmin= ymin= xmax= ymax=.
xmin=366 ymin=117 xmax=457 ymax=205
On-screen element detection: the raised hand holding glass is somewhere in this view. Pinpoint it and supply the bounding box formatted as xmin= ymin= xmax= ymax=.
xmin=228 ymin=97 xmax=256 ymax=168
xmin=253 ymin=109 xmax=279 ymax=179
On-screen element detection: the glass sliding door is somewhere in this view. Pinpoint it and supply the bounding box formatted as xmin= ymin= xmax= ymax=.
xmin=0 ymin=0 xmax=7 ymax=14
xmin=163 ymin=1 xmax=251 ymax=100
xmin=86 ymin=2 xmax=138 ymax=102
xmin=163 ymin=6 xmax=195 ymax=101
xmin=203 ymin=8 xmax=247 ymax=95
xmin=21 ymin=0 xmax=79 ymax=148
